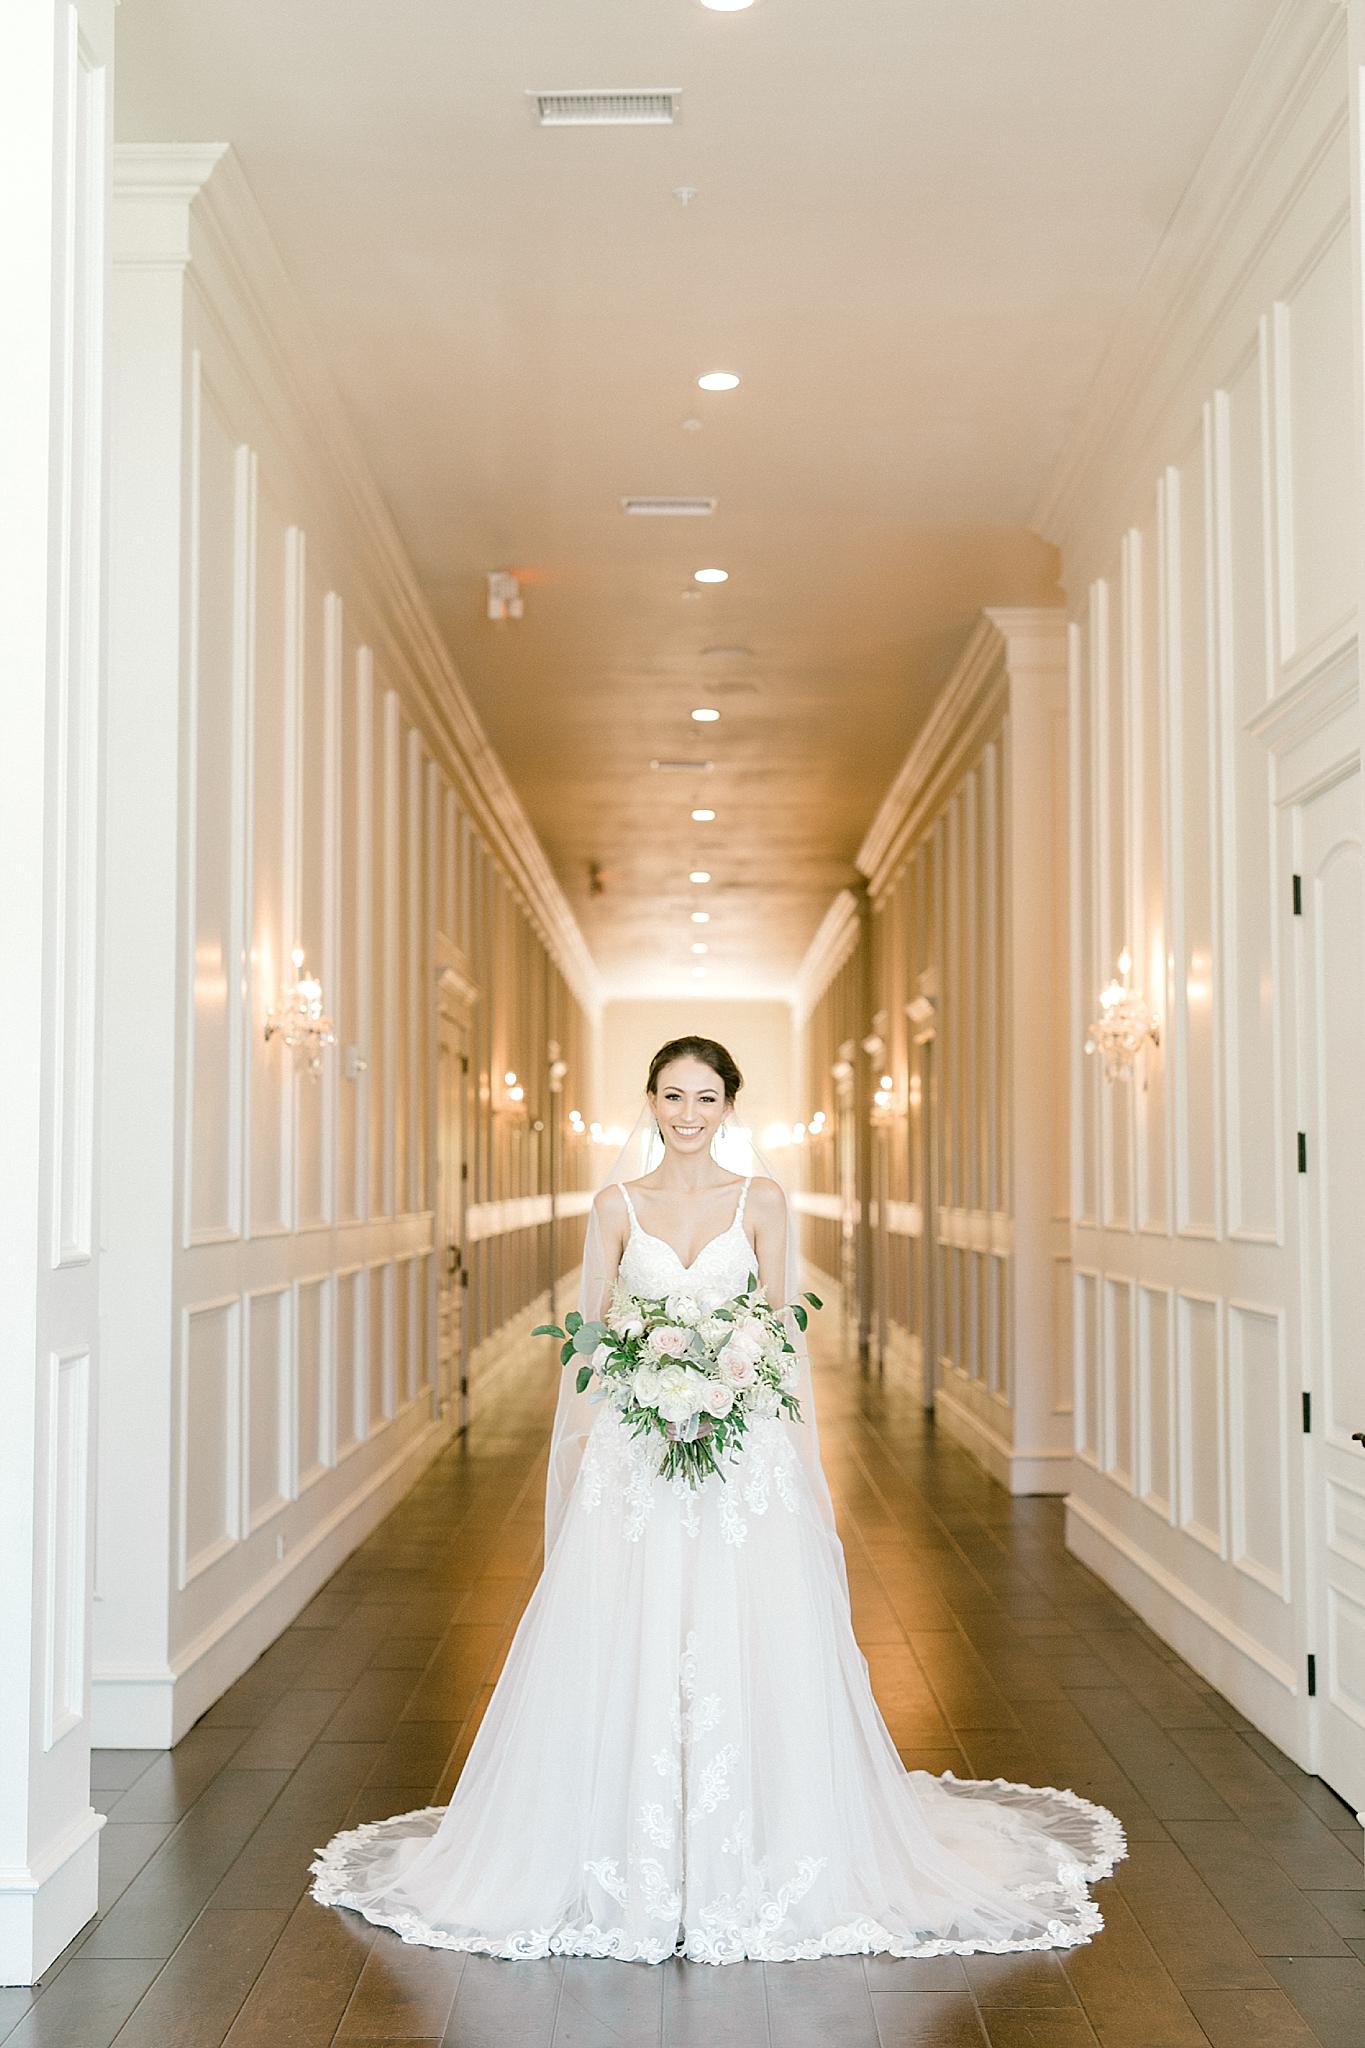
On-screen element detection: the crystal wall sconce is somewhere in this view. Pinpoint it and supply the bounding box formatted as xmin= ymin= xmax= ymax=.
xmin=1084 ymin=949 xmax=1160 ymax=1080
xmin=264 ymin=947 xmax=335 ymax=1078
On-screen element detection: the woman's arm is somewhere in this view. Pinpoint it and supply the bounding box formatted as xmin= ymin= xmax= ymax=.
xmin=747 ymin=1177 xmax=789 ymax=1306
xmin=585 ymin=1183 xmax=628 ymax=1316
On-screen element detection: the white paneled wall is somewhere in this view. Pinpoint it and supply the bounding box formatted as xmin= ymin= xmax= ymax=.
xmin=98 ymin=146 xmax=596 ymax=1747
xmin=796 ymin=612 xmax=1072 ymax=1493
xmin=1051 ymin=3 xmax=1364 ymax=1795
xmin=0 ymin=0 xmax=114 ymax=1984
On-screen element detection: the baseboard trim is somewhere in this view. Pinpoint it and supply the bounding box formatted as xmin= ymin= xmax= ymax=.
xmin=91 ymin=1409 xmax=454 ymax=1748
xmin=0 ymin=1806 xmax=103 ymax=1986
xmin=933 ymin=1382 xmax=1071 ymax=1495
xmin=1065 ymin=1492 xmax=1306 ymax=1764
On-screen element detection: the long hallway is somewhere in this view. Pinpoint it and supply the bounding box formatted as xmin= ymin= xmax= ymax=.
xmin=6 ymin=1318 xmax=1361 ymax=2048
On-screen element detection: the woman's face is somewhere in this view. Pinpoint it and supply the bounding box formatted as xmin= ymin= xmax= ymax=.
xmin=650 ymin=1057 xmax=729 ymax=1158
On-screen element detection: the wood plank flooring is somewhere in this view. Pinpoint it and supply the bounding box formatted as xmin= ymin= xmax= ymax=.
xmin=7 ymin=1324 xmax=1362 ymax=2048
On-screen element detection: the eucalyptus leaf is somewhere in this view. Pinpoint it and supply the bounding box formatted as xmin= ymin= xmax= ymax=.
xmin=565 ymin=1311 xmax=582 ymax=1335
xmin=803 ymin=1292 xmax=824 ymax=1310
xmin=575 ymin=1364 xmax=593 ymax=1394
xmin=793 ymin=1304 xmax=808 ymax=1331
xmin=532 ymin=1323 xmax=564 ymax=1338
xmin=560 ymin=1341 xmax=576 ymax=1367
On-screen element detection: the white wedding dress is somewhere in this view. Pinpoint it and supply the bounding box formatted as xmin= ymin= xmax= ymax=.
xmin=310 ymin=1178 xmax=1126 ymax=1963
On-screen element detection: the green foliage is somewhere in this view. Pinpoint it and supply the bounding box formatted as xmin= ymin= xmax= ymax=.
xmin=532 ymin=1323 xmax=565 ymax=1339
xmin=575 ymin=1364 xmax=593 ymax=1394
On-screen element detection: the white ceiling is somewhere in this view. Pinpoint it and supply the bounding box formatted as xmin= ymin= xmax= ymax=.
xmin=115 ymin=0 xmax=1282 ymax=997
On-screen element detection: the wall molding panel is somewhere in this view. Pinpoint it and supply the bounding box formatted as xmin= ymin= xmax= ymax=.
xmin=797 ymin=611 xmax=1072 ymax=1493
xmin=97 ymin=145 xmax=597 ymax=1747
xmin=1057 ymin=9 xmax=1360 ymax=1783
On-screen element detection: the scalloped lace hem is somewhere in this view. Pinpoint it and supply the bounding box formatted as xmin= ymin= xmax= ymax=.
xmin=308 ymin=1774 xmax=1128 ymax=1966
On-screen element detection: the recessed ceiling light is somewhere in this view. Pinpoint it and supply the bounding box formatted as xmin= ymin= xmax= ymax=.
xmin=698 ymin=372 xmax=740 ymax=391
xmin=690 ymin=870 xmax=711 ymax=884
xmin=693 ymin=567 xmax=728 ymax=584
xmin=691 ymin=707 xmax=720 ymax=723
xmin=692 ymin=966 xmax=707 ymax=978
xmin=691 ymin=911 xmax=710 ymax=924
xmin=701 ymin=0 xmax=756 ymax=11
xmin=681 ymin=417 xmax=703 ymax=433
xmin=691 ymin=942 xmax=708 ymax=955
xmin=691 ymin=808 xmax=716 ymax=822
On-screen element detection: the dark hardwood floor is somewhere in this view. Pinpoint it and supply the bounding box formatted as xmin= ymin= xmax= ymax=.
xmin=5 ymin=1322 xmax=1362 ymax=2047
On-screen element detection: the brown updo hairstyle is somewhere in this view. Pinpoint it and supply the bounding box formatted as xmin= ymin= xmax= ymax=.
xmin=646 ymin=1035 xmax=744 ymax=1106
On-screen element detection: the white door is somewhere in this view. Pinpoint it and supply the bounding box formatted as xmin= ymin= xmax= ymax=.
xmin=436 ymin=1009 xmax=469 ymax=1428
xmin=1297 ymin=765 xmax=1365 ymax=1815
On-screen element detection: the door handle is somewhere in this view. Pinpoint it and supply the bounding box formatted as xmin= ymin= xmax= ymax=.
xmin=1352 ymin=1431 xmax=1365 ymax=1448
xmin=446 ymin=1243 xmax=460 ymax=1276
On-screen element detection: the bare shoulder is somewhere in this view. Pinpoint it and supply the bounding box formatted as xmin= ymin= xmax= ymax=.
xmin=591 ymin=1183 xmax=628 ymax=1230
xmin=746 ymin=1175 xmax=787 ymax=1220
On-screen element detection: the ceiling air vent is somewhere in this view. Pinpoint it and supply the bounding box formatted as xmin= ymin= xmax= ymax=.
xmin=530 ymin=89 xmax=681 ymax=128
xmin=650 ymin=759 xmax=714 ymax=774
xmin=621 ymin=496 xmax=717 ymax=518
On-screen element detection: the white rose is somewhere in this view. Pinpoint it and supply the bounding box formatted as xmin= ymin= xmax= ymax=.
xmin=653 ymin=1363 xmax=708 ymax=1424
xmin=665 ymin=1292 xmax=703 ymax=1328
xmin=608 ymin=1298 xmax=645 ymax=1340
xmin=751 ymin=1386 xmax=781 ymax=1419
xmin=717 ymin=1329 xmax=763 ymax=1382
xmin=632 ymin=1364 xmax=662 ymax=1405
xmin=701 ymin=1316 xmax=733 ymax=1349
xmin=717 ymin=1342 xmax=758 ymax=1390
xmin=591 ymin=1341 xmax=615 ymax=1374
xmin=703 ymin=1380 xmax=734 ymax=1418
xmin=777 ymin=1355 xmax=799 ymax=1391
xmin=647 ymin=1324 xmax=692 ymax=1361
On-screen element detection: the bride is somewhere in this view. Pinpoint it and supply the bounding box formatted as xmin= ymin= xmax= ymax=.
xmin=310 ymin=1034 xmax=1125 ymax=1964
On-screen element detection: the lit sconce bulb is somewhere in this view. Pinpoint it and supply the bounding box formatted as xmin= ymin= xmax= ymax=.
xmin=691 ymin=911 xmax=710 ymax=924
xmin=689 ymin=870 xmax=711 ymax=884
xmin=691 ymin=942 xmax=708 ymax=955
xmin=508 ymin=1083 xmax=525 ymax=1102
xmin=291 ymin=945 xmax=305 ymax=970
xmin=880 ymin=1074 xmax=893 ymax=1091
xmin=691 ymin=808 xmax=716 ymax=822
xmin=1117 ymin=948 xmax=1132 ymax=977
xmin=504 ymin=1070 xmax=518 ymax=1086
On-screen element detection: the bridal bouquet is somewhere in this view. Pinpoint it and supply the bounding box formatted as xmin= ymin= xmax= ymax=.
xmin=535 ymin=1272 xmax=823 ymax=1486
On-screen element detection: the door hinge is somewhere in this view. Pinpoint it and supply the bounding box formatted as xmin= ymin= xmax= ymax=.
xmin=461 ymin=1160 xmax=468 ymax=1181
xmin=1297 ymin=1131 xmax=1308 ymax=1174
xmin=1306 ymin=1653 xmax=1317 ymax=1698
xmin=460 ymin=1053 xmax=469 ymax=1074
xmin=460 ymin=1373 xmax=469 ymax=1396
xmin=1292 ymin=873 xmax=1302 ymax=916
xmin=1302 ymin=1391 xmax=1312 ymax=1434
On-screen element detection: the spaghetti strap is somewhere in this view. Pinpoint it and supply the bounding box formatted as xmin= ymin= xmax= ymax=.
xmin=734 ymin=1176 xmax=752 ymax=1227
xmin=619 ymin=1182 xmax=639 ymax=1230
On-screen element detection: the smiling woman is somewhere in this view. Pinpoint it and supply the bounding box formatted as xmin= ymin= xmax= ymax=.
xmin=309 ymin=1036 xmax=1127 ymax=1962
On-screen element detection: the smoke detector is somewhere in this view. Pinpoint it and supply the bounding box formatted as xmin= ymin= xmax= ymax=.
xmin=620 ymin=497 xmax=717 ymax=518
xmin=529 ymin=89 xmax=682 ymax=127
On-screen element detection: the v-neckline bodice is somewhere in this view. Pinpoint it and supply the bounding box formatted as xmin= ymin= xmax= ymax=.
xmin=620 ymin=1177 xmax=751 ymax=1276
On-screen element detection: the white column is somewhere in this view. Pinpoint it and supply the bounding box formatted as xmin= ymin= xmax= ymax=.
xmin=93 ymin=147 xmax=226 ymax=1748
xmin=0 ymin=0 xmax=114 ymax=1984
xmin=993 ymin=608 xmax=1072 ymax=1492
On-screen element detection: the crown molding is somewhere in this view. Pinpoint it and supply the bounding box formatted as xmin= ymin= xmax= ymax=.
xmin=1032 ymin=0 xmax=1347 ymax=556
xmin=793 ymin=887 xmax=863 ymax=1028
xmin=112 ymin=143 xmax=601 ymax=1018
xmin=856 ymin=608 xmax=1065 ymax=898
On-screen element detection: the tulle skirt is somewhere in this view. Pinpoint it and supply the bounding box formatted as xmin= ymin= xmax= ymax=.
xmin=309 ymin=1411 xmax=1125 ymax=1964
